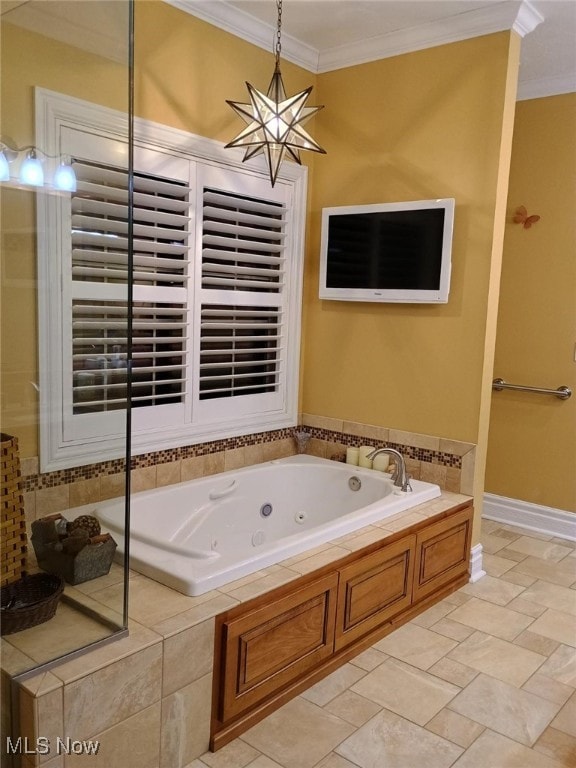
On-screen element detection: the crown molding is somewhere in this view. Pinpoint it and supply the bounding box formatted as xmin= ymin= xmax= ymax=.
xmin=513 ymin=0 xmax=544 ymax=37
xmin=166 ymin=0 xmax=544 ymax=76
xmin=518 ymin=73 xmax=576 ymax=100
xmin=318 ymin=1 xmax=543 ymax=73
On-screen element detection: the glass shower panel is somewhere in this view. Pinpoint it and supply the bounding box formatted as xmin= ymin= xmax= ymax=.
xmin=0 ymin=0 xmax=131 ymax=679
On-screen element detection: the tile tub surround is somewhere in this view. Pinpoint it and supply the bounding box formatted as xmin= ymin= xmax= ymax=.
xmin=5 ymin=518 xmax=575 ymax=768
xmin=5 ymin=490 xmax=472 ymax=768
xmin=19 ymin=418 xmax=475 ymax=524
xmin=299 ymin=414 xmax=476 ymax=496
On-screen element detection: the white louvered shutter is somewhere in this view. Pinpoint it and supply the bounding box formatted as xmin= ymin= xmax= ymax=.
xmin=65 ymin=153 xmax=191 ymax=441
xmin=194 ymin=167 xmax=291 ymax=424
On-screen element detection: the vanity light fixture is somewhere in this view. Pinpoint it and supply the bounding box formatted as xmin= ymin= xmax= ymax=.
xmin=0 ymin=138 xmax=77 ymax=192
xmin=53 ymin=161 xmax=78 ymax=192
xmin=0 ymin=150 xmax=10 ymax=182
xmin=19 ymin=149 xmax=44 ymax=186
xmin=225 ymin=0 xmax=326 ymax=187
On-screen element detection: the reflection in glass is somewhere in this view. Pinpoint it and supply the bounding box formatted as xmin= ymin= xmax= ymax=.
xmin=0 ymin=0 xmax=131 ymax=678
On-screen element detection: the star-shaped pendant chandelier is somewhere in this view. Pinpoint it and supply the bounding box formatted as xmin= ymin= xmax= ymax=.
xmin=225 ymin=0 xmax=326 ymax=187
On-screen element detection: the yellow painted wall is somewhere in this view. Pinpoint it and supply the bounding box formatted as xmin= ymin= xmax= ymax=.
xmin=134 ymin=1 xmax=315 ymax=145
xmin=1 ymin=0 xmax=520 ymax=508
xmin=304 ymin=33 xmax=520 ymax=448
xmin=485 ymin=94 xmax=576 ymax=512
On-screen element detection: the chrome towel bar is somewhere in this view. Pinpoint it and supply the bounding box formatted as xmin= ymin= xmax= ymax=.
xmin=492 ymin=378 xmax=572 ymax=400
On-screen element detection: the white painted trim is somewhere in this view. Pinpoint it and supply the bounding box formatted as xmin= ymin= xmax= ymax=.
xmin=513 ymin=1 xmax=544 ymax=37
xmin=483 ymin=493 xmax=576 ymax=542
xmin=166 ymin=0 xmax=544 ymax=76
xmin=34 ymin=87 xmax=307 ymax=186
xmin=469 ymin=543 xmax=486 ymax=583
xmin=518 ymin=73 xmax=576 ymax=101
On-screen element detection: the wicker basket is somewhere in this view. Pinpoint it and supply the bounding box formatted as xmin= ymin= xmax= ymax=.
xmin=0 ymin=572 xmax=64 ymax=635
xmin=1 ymin=433 xmax=28 ymax=587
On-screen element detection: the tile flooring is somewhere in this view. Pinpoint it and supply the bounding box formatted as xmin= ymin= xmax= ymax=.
xmin=190 ymin=520 xmax=576 ymax=768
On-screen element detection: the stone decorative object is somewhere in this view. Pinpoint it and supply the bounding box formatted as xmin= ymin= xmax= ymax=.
xmin=31 ymin=513 xmax=117 ymax=585
xmin=68 ymin=514 xmax=101 ymax=538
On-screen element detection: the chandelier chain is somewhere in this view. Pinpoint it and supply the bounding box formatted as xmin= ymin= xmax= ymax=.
xmin=275 ymin=0 xmax=283 ymax=64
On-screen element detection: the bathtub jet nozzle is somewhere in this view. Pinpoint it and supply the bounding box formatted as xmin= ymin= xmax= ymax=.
xmin=348 ymin=476 xmax=361 ymax=491
xmin=260 ymin=502 xmax=273 ymax=518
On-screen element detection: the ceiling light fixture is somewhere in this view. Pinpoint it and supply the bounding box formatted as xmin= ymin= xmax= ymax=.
xmin=225 ymin=0 xmax=326 ymax=187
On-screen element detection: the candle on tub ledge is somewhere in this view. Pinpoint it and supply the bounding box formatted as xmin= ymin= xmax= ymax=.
xmin=358 ymin=445 xmax=374 ymax=469
xmin=372 ymin=453 xmax=390 ymax=472
xmin=346 ymin=446 xmax=359 ymax=466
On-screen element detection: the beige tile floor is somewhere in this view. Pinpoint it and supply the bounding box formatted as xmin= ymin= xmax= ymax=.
xmin=189 ymin=520 xmax=576 ymax=768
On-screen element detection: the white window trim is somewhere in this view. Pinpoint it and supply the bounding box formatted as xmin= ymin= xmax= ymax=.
xmin=36 ymin=88 xmax=307 ymax=472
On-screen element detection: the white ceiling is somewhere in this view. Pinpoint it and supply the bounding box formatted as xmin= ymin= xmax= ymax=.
xmin=2 ymin=0 xmax=575 ymax=100
xmin=172 ymin=0 xmax=576 ymax=99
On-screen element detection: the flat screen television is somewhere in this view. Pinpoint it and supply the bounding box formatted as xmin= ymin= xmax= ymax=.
xmin=319 ymin=198 xmax=455 ymax=303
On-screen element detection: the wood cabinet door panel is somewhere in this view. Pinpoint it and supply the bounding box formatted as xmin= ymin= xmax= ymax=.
xmin=413 ymin=506 xmax=472 ymax=602
xmin=219 ymin=572 xmax=338 ymax=722
xmin=239 ymin=593 xmax=329 ymax=692
xmin=335 ymin=535 xmax=415 ymax=651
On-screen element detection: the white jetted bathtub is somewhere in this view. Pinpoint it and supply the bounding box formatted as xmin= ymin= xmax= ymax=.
xmin=97 ymin=455 xmax=441 ymax=596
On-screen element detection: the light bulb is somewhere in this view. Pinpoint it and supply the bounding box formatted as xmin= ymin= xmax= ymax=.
xmin=0 ymin=151 xmax=9 ymax=181
xmin=19 ymin=151 xmax=44 ymax=186
xmin=54 ymin=162 xmax=77 ymax=192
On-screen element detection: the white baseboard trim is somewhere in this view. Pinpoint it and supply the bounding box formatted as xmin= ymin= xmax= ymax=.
xmin=483 ymin=493 xmax=576 ymax=542
xmin=469 ymin=543 xmax=486 ymax=583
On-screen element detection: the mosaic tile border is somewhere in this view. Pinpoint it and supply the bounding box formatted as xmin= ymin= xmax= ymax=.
xmin=22 ymin=420 xmax=470 ymax=497
xmin=23 ymin=428 xmax=295 ymax=493
xmin=304 ymin=426 xmax=463 ymax=469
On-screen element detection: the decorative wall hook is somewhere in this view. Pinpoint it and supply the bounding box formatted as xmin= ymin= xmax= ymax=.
xmin=513 ymin=205 xmax=540 ymax=229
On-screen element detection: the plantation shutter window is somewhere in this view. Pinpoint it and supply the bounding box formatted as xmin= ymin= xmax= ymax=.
xmin=64 ymin=150 xmax=192 ymax=443
xmin=200 ymin=190 xmax=285 ymax=293
xmin=199 ymin=306 xmax=282 ymax=399
xmin=71 ymin=301 xmax=188 ymax=412
xmin=194 ymin=167 xmax=291 ymax=423
xmin=37 ymin=90 xmax=305 ymax=471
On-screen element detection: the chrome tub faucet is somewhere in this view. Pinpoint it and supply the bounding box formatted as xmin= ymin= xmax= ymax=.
xmin=366 ymin=447 xmax=413 ymax=492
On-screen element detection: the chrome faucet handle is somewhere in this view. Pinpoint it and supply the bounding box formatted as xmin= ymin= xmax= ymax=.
xmin=401 ymin=474 xmax=413 ymax=493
